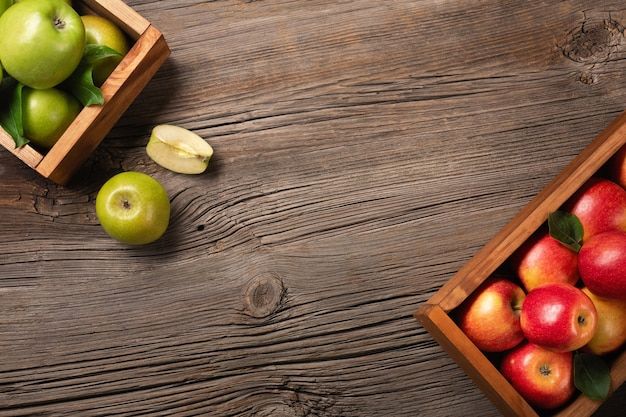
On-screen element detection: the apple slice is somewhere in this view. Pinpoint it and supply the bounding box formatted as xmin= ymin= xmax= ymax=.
xmin=146 ymin=124 xmax=213 ymax=174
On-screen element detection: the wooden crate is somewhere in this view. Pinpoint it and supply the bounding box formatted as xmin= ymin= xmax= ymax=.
xmin=0 ymin=0 xmax=170 ymax=185
xmin=414 ymin=110 xmax=626 ymax=417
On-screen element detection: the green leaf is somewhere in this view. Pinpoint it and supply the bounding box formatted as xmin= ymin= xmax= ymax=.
xmin=82 ymin=44 xmax=123 ymax=64
xmin=548 ymin=211 xmax=584 ymax=252
xmin=61 ymin=63 xmax=104 ymax=107
xmin=61 ymin=44 xmax=121 ymax=107
xmin=0 ymin=79 xmax=29 ymax=148
xmin=574 ymin=351 xmax=611 ymax=400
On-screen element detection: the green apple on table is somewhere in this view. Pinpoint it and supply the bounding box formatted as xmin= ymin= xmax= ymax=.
xmin=0 ymin=0 xmax=85 ymax=89
xmin=22 ymin=86 xmax=82 ymax=149
xmin=96 ymin=172 xmax=170 ymax=246
xmin=81 ymin=14 xmax=130 ymax=86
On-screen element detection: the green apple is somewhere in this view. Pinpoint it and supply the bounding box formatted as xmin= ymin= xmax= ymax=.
xmin=0 ymin=0 xmax=85 ymax=89
xmin=22 ymin=86 xmax=82 ymax=149
xmin=95 ymin=172 xmax=170 ymax=245
xmin=13 ymin=0 xmax=70 ymax=4
xmin=146 ymin=124 xmax=214 ymax=174
xmin=81 ymin=14 xmax=130 ymax=86
xmin=0 ymin=0 xmax=12 ymax=16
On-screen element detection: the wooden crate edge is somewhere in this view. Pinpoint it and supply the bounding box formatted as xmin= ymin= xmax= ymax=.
xmin=428 ymin=109 xmax=626 ymax=312
xmin=415 ymin=303 xmax=539 ymax=417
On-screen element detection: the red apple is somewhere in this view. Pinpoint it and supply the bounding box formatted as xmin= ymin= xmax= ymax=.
xmin=520 ymin=282 xmax=597 ymax=352
xmin=455 ymin=277 xmax=526 ymax=352
xmin=510 ymin=229 xmax=578 ymax=292
xmin=579 ymin=230 xmax=626 ymax=300
xmin=500 ymin=342 xmax=575 ymax=410
xmin=563 ymin=177 xmax=626 ymax=242
xmin=582 ymin=287 xmax=626 ymax=355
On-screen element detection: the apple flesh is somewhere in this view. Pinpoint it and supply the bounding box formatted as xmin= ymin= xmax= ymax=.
xmin=455 ymin=276 xmax=526 ymax=352
xmin=579 ymin=230 xmax=626 ymax=300
xmin=582 ymin=287 xmax=626 ymax=355
xmin=510 ymin=229 xmax=578 ymax=292
xmin=146 ymin=124 xmax=214 ymax=174
xmin=0 ymin=0 xmax=85 ymax=89
xmin=563 ymin=177 xmax=626 ymax=242
xmin=520 ymin=282 xmax=597 ymax=352
xmin=95 ymin=172 xmax=170 ymax=245
xmin=500 ymin=342 xmax=575 ymax=410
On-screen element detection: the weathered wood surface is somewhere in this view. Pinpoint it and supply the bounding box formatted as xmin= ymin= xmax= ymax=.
xmin=2 ymin=0 xmax=626 ymax=415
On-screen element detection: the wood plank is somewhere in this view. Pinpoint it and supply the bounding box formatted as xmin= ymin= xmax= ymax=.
xmin=1 ymin=0 xmax=626 ymax=416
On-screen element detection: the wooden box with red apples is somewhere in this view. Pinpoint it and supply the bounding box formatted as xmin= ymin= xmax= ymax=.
xmin=0 ymin=0 xmax=170 ymax=185
xmin=415 ymin=110 xmax=626 ymax=417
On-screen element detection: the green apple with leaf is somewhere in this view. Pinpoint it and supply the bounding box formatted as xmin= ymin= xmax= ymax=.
xmin=96 ymin=172 xmax=171 ymax=245
xmin=0 ymin=0 xmax=85 ymax=89
xmin=22 ymin=86 xmax=82 ymax=149
xmin=82 ymin=14 xmax=129 ymax=86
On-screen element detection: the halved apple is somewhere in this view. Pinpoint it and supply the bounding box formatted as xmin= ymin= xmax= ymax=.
xmin=146 ymin=124 xmax=213 ymax=174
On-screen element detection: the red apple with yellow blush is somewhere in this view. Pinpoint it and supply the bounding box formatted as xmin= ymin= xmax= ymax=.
xmin=510 ymin=229 xmax=578 ymax=292
xmin=582 ymin=287 xmax=626 ymax=355
xmin=563 ymin=177 xmax=626 ymax=242
xmin=455 ymin=276 xmax=526 ymax=352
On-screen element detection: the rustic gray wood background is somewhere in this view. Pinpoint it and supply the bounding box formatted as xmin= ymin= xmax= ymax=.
xmin=2 ymin=0 xmax=626 ymax=415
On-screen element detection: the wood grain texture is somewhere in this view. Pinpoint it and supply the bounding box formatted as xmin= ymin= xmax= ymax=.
xmin=2 ymin=0 xmax=626 ymax=415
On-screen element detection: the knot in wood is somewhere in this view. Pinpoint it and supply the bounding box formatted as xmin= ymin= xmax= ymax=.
xmin=562 ymin=19 xmax=624 ymax=64
xmin=242 ymin=274 xmax=285 ymax=318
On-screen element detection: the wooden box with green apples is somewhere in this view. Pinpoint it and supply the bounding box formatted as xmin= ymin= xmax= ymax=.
xmin=415 ymin=110 xmax=626 ymax=417
xmin=0 ymin=0 xmax=170 ymax=185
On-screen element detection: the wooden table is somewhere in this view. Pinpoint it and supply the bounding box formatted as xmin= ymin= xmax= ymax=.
xmin=2 ymin=1 xmax=626 ymax=415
